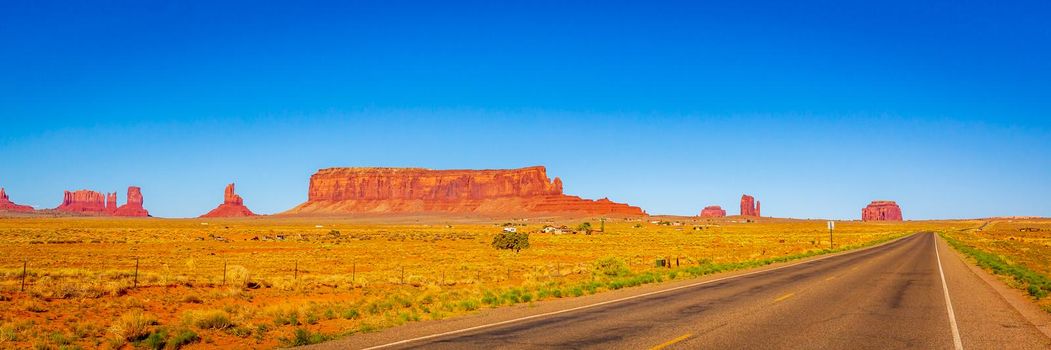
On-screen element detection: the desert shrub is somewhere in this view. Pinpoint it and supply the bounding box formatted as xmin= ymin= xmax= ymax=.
xmin=141 ymin=329 xmax=167 ymax=350
xmin=458 ymin=299 xmax=479 ymax=311
xmin=281 ymin=328 xmax=329 ymax=347
xmin=167 ymin=329 xmax=199 ymax=349
xmin=185 ymin=310 xmax=234 ymax=330
xmin=109 ymin=311 xmax=157 ymax=342
xmin=491 ymin=232 xmax=530 ymax=252
xmin=594 ymin=257 xmax=630 ymax=277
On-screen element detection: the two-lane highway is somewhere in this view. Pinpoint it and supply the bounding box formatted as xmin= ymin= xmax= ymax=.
xmin=314 ymin=233 xmax=1051 ymax=349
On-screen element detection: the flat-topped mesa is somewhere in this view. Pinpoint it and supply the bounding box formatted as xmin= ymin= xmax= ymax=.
xmin=740 ymin=194 xmax=760 ymax=217
xmin=0 ymin=187 xmax=34 ymax=212
xmin=699 ymin=205 xmax=726 ymax=218
xmin=57 ymin=187 xmax=150 ymax=216
xmin=283 ymin=166 xmax=645 ymax=216
xmin=862 ymin=200 xmax=903 ymax=221
xmin=200 ymin=183 xmax=257 ymax=218
xmin=113 ymin=186 xmax=150 ymax=217
xmin=56 ymin=190 xmax=108 ymax=213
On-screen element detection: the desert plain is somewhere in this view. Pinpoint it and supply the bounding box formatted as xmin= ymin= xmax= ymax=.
xmin=3 ymin=216 xmax=1048 ymax=349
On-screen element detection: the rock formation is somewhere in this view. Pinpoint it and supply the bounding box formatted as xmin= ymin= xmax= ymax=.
xmin=56 ymin=190 xmax=108 ymax=213
xmin=200 ymin=183 xmax=258 ymax=218
xmin=862 ymin=201 xmax=903 ymax=221
xmin=113 ymin=186 xmax=149 ymax=217
xmin=740 ymin=194 xmax=760 ymax=217
xmin=0 ymin=188 xmax=34 ymax=212
xmin=55 ymin=187 xmax=149 ymax=216
xmin=282 ymin=166 xmax=645 ymax=216
xmin=699 ymin=205 xmax=726 ymax=217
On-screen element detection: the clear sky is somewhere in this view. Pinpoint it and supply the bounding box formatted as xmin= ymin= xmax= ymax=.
xmin=1 ymin=1 xmax=1049 ymax=219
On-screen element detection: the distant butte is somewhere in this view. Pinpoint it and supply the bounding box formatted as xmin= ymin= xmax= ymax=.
xmin=740 ymin=194 xmax=761 ymax=217
xmin=281 ymin=166 xmax=645 ymax=216
xmin=200 ymin=183 xmax=258 ymax=218
xmin=699 ymin=205 xmax=726 ymax=217
xmin=55 ymin=186 xmax=150 ymax=217
xmin=862 ymin=200 xmax=903 ymax=221
xmin=0 ymin=187 xmax=34 ymax=212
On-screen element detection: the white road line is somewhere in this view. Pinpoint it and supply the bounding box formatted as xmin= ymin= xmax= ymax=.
xmin=934 ymin=235 xmax=964 ymax=350
xmin=360 ymin=234 xmax=916 ymax=350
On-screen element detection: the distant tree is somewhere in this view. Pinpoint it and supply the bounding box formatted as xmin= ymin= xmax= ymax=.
xmin=576 ymin=222 xmax=592 ymax=233
xmin=492 ymin=232 xmax=530 ymax=253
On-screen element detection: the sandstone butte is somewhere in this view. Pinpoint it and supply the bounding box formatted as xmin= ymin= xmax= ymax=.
xmin=0 ymin=187 xmax=35 ymax=212
xmin=55 ymin=186 xmax=150 ymax=217
xmin=200 ymin=183 xmax=258 ymax=218
xmin=740 ymin=194 xmax=761 ymax=217
xmin=281 ymin=166 xmax=646 ymax=216
xmin=699 ymin=205 xmax=726 ymax=218
xmin=862 ymin=200 xmax=903 ymax=221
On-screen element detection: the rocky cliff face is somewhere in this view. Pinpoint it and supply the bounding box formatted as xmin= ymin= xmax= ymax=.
xmin=113 ymin=186 xmax=149 ymax=217
xmin=862 ymin=201 xmax=902 ymax=221
xmin=0 ymin=188 xmax=34 ymax=212
xmin=740 ymin=194 xmax=760 ymax=217
xmin=283 ymin=166 xmax=645 ymax=216
xmin=56 ymin=187 xmax=149 ymax=216
xmin=201 ymin=183 xmax=257 ymax=218
xmin=699 ymin=205 xmax=726 ymax=217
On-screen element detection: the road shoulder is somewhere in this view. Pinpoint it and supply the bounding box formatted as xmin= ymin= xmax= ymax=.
xmin=935 ymin=234 xmax=1051 ymax=348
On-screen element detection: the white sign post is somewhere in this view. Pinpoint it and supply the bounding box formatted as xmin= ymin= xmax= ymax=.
xmin=827 ymin=220 xmax=835 ymax=249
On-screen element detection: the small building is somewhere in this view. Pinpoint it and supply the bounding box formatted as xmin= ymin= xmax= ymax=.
xmin=503 ymin=227 xmax=518 ymax=233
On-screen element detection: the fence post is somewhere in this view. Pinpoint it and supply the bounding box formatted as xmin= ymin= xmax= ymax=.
xmin=400 ymin=266 xmax=405 ymax=285
xmin=21 ymin=259 xmax=27 ymax=292
xmin=294 ymin=260 xmax=298 ymax=280
xmin=222 ymin=260 xmax=227 ymax=286
xmin=134 ymin=258 xmax=139 ymax=288
xmin=352 ymin=262 xmax=356 ymax=287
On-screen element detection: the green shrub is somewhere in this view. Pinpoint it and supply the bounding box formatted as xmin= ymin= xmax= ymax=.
xmin=576 ymin=222 xmax=592 ymax=232
xmin=167 ymin=329 xmax=199 ymax=350
xmin=491 ymin=232 xmax=530 ymax=252
xmin=282 ymin=328 xmax=330 ymax=347
xmin=341 ymin=308 xmax=360 ymax=320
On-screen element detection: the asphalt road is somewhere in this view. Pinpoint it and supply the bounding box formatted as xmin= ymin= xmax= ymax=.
xmin=319 ymin=233 xmax=1051 ymax=349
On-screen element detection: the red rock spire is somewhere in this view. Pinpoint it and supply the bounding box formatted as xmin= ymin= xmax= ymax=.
xmin=200 ymin=183 xmax=257 ymax=218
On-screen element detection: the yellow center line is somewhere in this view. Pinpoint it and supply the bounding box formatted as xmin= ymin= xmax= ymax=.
xmin=649 ymin=333 xmax=693 ymax=350
xmin=774 ymin=292 xmax=795 ymax=302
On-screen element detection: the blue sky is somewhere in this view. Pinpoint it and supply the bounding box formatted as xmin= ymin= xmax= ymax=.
xmin=1 ymin=1 xmax=1049 ymax=218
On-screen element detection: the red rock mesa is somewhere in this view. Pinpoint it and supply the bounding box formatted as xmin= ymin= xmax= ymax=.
xmin=55 ymin=187 xmax=149 ymax=216
xmin=740 ymin=194 xmax=761 ymax=217
xmin=201 ymin=183 xmax=257 ymax=218
xmin=56 ymin=190 xmax=108 ymax=213
xmin=0 ymin=188 xmax=34 ymax=212
xmin=862 ymin=201 xmax=903 ymax=221
xmin=699 ymin=205 xmax=726 ymax=217
xmin=282 ymin=166 xmax=645 ymax=216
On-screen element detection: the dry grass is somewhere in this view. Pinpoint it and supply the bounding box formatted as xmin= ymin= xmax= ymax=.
xmin=0 ymin=216 xmax=971 ymax=348
xmin=940 ymin=218 xmax=1051 ymax=312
